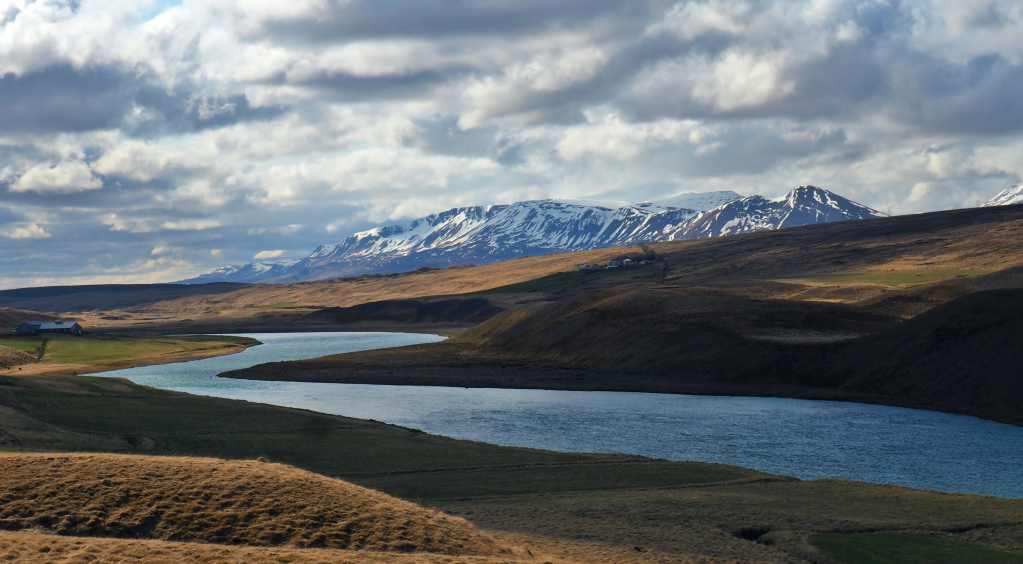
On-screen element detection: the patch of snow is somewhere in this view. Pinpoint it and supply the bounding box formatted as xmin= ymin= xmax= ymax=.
xmin=983 ymin=184 xmax=1023 ymax=207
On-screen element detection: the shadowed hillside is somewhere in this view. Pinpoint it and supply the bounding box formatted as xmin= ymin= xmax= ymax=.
xmin=0 ymin=283 xmax=248 ymax=313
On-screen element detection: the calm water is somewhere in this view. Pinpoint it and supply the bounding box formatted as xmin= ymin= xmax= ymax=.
xmin=96 ymin=332 xmax=1023 ymax=499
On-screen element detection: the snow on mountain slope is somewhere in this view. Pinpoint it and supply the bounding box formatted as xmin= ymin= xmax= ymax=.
xmin=179 ymin=261 xmax=297 ymax=284
xmin=676 ymin=186 xmax=884 ymax=240
xmin=276 ymin=199 xmax=698 ymax=281
xmin=181 ymin=187 xmax=881 ymax=284
xmin=983 ymin=184 xmax=1023 ymax=207
xmin=649 ymin=190 xmax=742 ymax=211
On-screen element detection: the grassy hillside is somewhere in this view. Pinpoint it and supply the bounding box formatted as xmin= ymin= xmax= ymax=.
xmin=0 ymin=307 xmax=56 ymax=328
xmin=0 ymin=453 xmax=506 ymax=556
xmin=0 ymin=532 xmax=537 ymax=564
xmin=0 ymin=376 xmax=1020 ymax=563
xmin=0 ymin=334 xmax=257 ymax=376
xmin=0 ymin=283 xmax=247 ymax=312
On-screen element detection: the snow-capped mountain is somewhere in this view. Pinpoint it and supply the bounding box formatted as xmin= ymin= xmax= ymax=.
xmin=647 ymin=190 xmax=742 ymax=212
xmin=181 ymin=261 xmax=297 ymax=284
xmin=983 ymin=184 xmax=1023 ymax=207
xmin=679 ymin=186 xmax=883 ymax=239
xmin=181 ymin=187 xmax=882 ymax=284
xmin=259 ymin=199 xmax=700 ymax=282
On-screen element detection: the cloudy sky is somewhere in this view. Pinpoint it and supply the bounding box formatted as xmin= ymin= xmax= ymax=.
xmin=1 ymin=0 xmax=1021 ymax=287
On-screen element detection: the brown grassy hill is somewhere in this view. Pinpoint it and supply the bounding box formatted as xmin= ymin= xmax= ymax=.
xmin=0 ymin=283 xmax=247 ymax=313
xmin=0 ymin=531 xmax=537 ymax=564
xmin=0 ymin=307 xmax=55 ymax=328
xmin=17 ymin=247 xmax=639 ymax=331
xmin=305 ymin=298 xmax=504 ymax=327
xmin=0 ymin=453 xmax=507 ymax=556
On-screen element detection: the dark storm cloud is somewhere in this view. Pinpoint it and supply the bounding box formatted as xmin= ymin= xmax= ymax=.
xmin=0 ymin=63 xmax=284 ymax=136
xmin=280 ymin=67 xmax=471 ymax=101
xmin=0 ymin=64 xmax=143 ymax=134
xmin=886 ymin=53 xmax=1023 ymax=136
xmin=258 ymin=0 xmax=658 ymax=42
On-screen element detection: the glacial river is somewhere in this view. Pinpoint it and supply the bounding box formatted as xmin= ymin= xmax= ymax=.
xmin=95 ymin=332 xmax=1023 ymax=499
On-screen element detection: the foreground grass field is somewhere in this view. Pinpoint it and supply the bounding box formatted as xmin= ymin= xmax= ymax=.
xmin=0 ymin=334 xmax=257 ymax=376
xmin=0 ymin=454 xmax=508 ymax=556
xmin=0 ymin=375 xmax=1020 ymax=562
xmin=0 ymin=532 xmax=540 ymax=564
xmin=812 ymin=532 xmax=1023 ymax=563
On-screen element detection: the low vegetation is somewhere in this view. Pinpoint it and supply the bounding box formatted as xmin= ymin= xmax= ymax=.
xmin=0 ymin=532 xmax=538 ymax=564
xmin=0 ymin=453 xmax=506 ymax=556
xmin=0 ymin=334 xmax=257 ymax=375
xmin=0 ymin=375 xmax=1020 ymax=562
xmin=812 ymin=532 xmax=1023 ymax=563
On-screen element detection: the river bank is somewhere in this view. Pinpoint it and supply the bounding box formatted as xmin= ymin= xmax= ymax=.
xmin=0 ymin=334 xmax=259 ymax=377
xmin=1 ymin=370 xmax=1021 ymax=563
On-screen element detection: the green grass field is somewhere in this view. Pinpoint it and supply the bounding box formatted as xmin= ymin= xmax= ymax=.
xmin=813 ymin=532 xmax=1023 ymax=563
xmin=0 ymin=334 xmax=255 ymax=369
xmin=0 ymin=337 xmax=44 ymax=355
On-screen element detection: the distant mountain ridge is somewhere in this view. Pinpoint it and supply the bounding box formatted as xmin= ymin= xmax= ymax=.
xmin=182 ymin=186 xmax=882 ymax=284
xmin=983 ymin=184 xmax=1023 ymax=207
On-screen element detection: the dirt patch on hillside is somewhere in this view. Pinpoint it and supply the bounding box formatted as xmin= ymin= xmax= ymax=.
xmin=0 ymin=346 xmax=34 ymax=369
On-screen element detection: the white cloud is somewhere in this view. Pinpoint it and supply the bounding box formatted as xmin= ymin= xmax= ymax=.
xmin=103 ymin=214 xmax=221 ymax=233
xmin=11 ymin=161 xmax=102 ymax=193
xmin=150 ymin=245 xmax=176 ymax=256
xmin=653 ymin=0 xmax=750 ymax=40
xmin=691 ymin=51 xmax=795 ymax=112
xmin=459 ymin=47 xmax=609 ymax=128
xmin=0 ymin=223 xmax=51 ymax=240
xmin=93 ymin=141 xmax=174 ymax=183
xmin=1 ymin=0 xmax=1023 ymax=287
xmin=253 ymin=249 xmax=284 ymax=260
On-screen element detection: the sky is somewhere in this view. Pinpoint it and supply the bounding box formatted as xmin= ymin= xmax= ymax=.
xmin=0 ymin=0 xmax=1022 ymax=288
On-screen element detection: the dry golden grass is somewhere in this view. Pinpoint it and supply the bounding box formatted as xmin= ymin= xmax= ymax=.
xmin=78 ymin=246 xmax=641 ymax=329
xmin=0 ymin=453 xmax=507 ymax=557
xmin=0 ymin=531 xmax=546 ymax=563
xmin=0 ymin=335 xmax=256 ymax=378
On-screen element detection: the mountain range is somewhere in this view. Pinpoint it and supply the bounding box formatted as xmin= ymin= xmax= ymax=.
xmin=182 ymin=186 xmax=883 ymax=284
xmin=983 ymin=183 xmax=1023 ymax=207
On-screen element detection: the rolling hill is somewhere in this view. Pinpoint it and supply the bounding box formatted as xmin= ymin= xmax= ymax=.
xmin=0 ymin=453 xmax=506 ymax=556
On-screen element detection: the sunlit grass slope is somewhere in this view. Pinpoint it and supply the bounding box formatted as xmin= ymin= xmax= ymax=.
xmin=0 ymin=334 xmax=256 ymax=374
xmin=0 ymin=453 xmax=507 ymax=556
